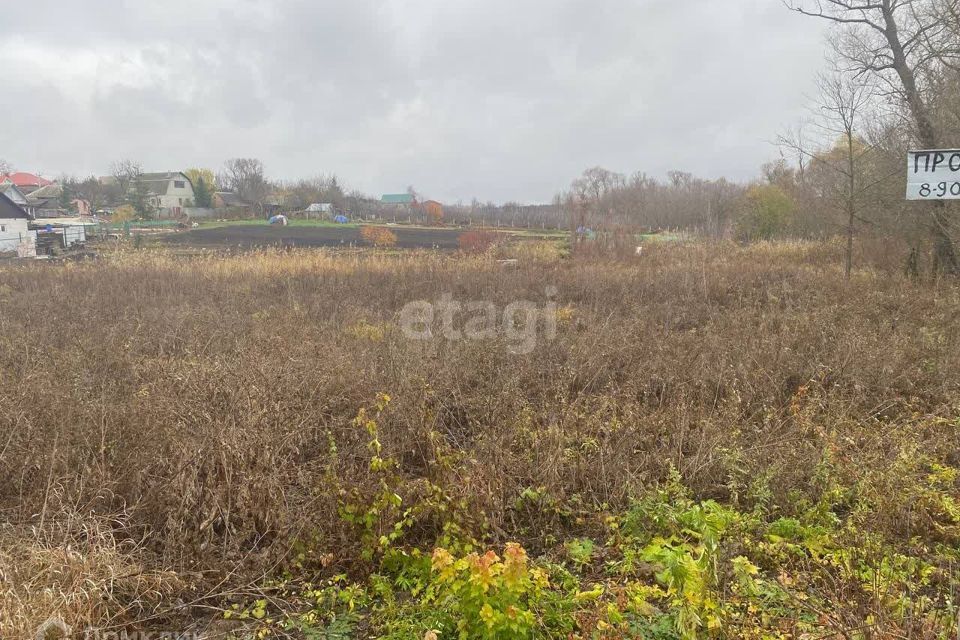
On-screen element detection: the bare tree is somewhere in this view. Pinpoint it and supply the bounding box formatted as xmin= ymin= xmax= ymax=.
xmin=570 ymin=167 xmax=625 ymax=235
xmin=783 ymin=72 xmax=879 ymax=277
xmin=110 ymin=160 xmax=142 ymax=198
xmin=0 ymin=159 xmax=12 ymax=176
xmin=278 ymin=174 xmax=346 ymax=212
xmin=110 ymin=160 xmax=154 ymax=217
xmin=572 ymin=167 xmax=625 ymax=206
xmin=826 ymin=74 xmax=876 ymax=278
xmin=222 ymin=158 xmax=269 ymax=215
xmin=786 ymin=0 xmax=960 ymax=272
xmin=74 ymin=176 xmax=108 ymax=213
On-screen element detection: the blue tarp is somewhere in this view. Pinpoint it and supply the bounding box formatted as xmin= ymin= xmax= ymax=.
xmin=334 ymin=215 xmax=349 ymax=223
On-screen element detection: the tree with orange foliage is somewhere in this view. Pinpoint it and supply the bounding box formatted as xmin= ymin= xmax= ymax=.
xmin=360 ymin=226 xmax=398 ymax=248
xmin=424 ymin=200 xmax=444 ymax=226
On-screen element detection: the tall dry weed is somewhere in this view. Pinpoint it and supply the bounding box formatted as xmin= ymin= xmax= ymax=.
xmin=1 ymin=241 xmax=958 ymax=632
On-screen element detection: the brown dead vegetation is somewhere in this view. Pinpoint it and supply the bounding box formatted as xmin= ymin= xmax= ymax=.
xmin=1 ymin=240 xmax=958 ymax=635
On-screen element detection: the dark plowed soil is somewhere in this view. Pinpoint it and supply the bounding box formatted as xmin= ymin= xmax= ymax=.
xmin=159 ymin=225 xmax=465 ymax=250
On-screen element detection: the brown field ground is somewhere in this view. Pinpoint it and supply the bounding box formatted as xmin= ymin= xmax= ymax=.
xmin=158 ymin=224 xmax=470 ymax=250
xmin=2 ymin=240 xmax=960 ymax=638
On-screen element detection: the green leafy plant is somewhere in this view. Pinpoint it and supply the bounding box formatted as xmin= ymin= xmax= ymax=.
xmin=564 ymin=538 xmax=596 ymax=570
xmin=337 ymin=394 xmax=420 ymax=562
xmin=424 ymin=543 xmax=548 ymax=639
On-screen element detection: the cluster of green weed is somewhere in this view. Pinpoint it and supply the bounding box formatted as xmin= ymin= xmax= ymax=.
xmin=225 ymin=397 xmax=960 ymax=640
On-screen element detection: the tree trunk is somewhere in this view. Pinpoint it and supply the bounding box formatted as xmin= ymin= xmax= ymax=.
xmin=846 ymin=131 xmax=855 ymax=280
xmin=881 ymin=1 xmax=958 ymax=274
xmin=932 ymin=203 xmax=958 ymax=275
xmin=846 ymin=212 xmax=854 ymax=279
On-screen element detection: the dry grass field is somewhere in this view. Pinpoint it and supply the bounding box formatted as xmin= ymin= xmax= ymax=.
xmin=2 ymin=240 xmax=960 ymax=639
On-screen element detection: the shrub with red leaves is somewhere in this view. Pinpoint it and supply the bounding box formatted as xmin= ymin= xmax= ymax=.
xmin=458 ymin=230 xmax=501 ymax=253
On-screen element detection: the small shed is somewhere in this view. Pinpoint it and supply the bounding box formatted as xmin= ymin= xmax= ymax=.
xmin=214 ymin=191 xmax=249 ymax=209
xmin=304 ymin=203 xmax=333 ymax=220
xmin=31 ymin=218 xmax=89 ymax=248
xmin=0 ymin=192 xmax=33 ymax=253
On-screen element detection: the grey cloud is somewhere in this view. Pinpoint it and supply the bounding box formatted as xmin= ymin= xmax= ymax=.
xmin=0 ymin=0 xmax=828 ymax=202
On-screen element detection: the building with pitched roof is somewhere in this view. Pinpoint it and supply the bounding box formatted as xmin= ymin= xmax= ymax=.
xmin=381 ymin=193 xmax=417 ymax=205
xmin=0 ymin=192 xmax=33 ymax=252
xmin=0 ymin=182 xmax=29 ymax=208
xmin=136 ymin=172 xmax=196 ymax=216
xmin=0 ymin=172 xmax=52 ymax=194
xmin=213 ymin=191 xmax=249 ymax=209
xmin=100 ymin=171 xmax=197 ymax=217
xmin=24 ymin=183 xmax=64 ymax=217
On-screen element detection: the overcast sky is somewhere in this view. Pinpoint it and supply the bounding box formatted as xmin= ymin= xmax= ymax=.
xmin=0 ymin=0 xmax=829 ymax=203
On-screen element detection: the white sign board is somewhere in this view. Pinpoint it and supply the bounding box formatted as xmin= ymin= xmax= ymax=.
xmin=907 ymin=149 xmax=960 ymax=200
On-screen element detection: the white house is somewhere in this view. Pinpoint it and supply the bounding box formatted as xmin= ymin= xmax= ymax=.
xmin=137 ymin=172 xmax=196 ymax=217
xmin=100 ymin=171 xmax=197 ymax=218
xmin=0 ymin=192 xmax=33 ymax=253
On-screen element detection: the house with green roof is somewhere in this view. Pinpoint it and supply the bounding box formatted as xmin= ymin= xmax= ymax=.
xmin=381 ymin=193 xmax=416 ymax=206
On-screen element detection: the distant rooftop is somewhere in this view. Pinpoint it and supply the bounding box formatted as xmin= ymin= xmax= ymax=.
xmin=1 ymin=172 xmax=52 ymax=188
xmin=27 ymin=183 xmax=62 ymax=200
xmin=138 ymin=171 xmax=191 ymax=184
xmin=0 ymin=182 xmax=28 ymax=204
xmin=215 ymin=191 xmax=248 ymax=207
xmin=0 ymin=192 xmax=31 ymax=219
xmin=100 ymin=171 xmax=191 ymax=185
xmin=381 ymin=193 xmax=415 ymax=205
